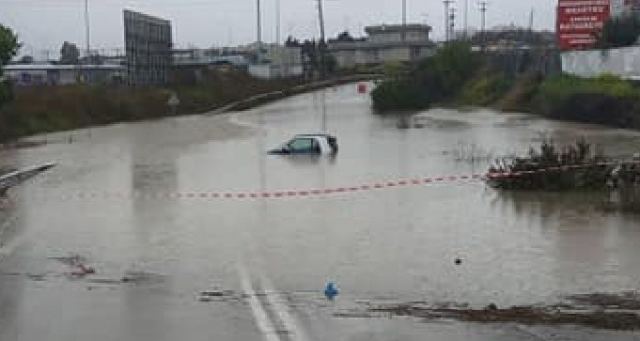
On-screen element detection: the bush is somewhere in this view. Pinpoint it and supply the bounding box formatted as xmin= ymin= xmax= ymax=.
xmin=488 ymin=139 xmax=611 ymax=190
xmin=599 ymin=14 xmax=640 ymax=48
xmin=459 ymin=71 xmax=513 ymax=106
xmin=532 ymin=74 xmax=640 ymax=128
xmin=371 ymin=42 xmax=482 ymax=111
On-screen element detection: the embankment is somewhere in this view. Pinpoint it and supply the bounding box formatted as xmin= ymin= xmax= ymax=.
xmin=0 ymin=71 xmax=377 ymax=143
xmin=371 ymin=42 xmax=640 ymax=130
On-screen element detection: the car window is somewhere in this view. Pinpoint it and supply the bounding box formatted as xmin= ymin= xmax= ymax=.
xmin=288 ymin=138 xmax=314 ymax=152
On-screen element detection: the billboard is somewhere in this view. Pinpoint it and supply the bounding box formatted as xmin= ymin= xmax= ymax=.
xmin=557 ymin=0 xmax=610 ymax=50
xmin=124 ymin=10 xmax=172 ymax=85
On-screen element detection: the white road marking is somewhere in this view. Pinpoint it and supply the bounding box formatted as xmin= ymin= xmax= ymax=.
xmin=237 ymin=264 xmax=282 ymax=341
xmin=256 ymin=269 xmax=311 ymax=341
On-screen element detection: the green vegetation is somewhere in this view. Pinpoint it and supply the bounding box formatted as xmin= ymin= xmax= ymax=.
xmin=532 ymin=74 xmax=640 ymax=128
xmin=371 ymin=42 xmax=482 ymax=111
xmin=0 ymin=70 xmax=303 ymax=141
xmin=371 ymin=43 xmax=640 ymax=130
xmin=0 ymin=24 xmax=19 ymax=108
xmin=599 ymin=14 xmax=640 ymax=49
xmin=488 ymin=140 xmax=610 ymax=190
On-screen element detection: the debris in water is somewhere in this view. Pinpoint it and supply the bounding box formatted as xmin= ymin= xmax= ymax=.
xmin=454 ymin=258 xmax=462 ymax=265
xmin=324 ymin=282 xmax=339 ymax=300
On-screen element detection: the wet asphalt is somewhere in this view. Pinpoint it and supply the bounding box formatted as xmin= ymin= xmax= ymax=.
xmin=1 ymin=84 xmax=640 ymax=340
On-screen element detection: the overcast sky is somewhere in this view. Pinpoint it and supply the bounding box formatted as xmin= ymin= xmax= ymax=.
xmin=0 ymin=0 xmax=557 ymax=57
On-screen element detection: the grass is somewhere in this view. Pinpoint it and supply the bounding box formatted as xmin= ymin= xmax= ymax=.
xmin=0 ymin=70 xmax=304 ymax=142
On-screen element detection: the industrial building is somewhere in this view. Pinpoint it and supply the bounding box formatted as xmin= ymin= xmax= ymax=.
xmin=4 ymin=64 xmax=125 ymax=86
xmin=327 ymin=24 xmax=436 ymax=69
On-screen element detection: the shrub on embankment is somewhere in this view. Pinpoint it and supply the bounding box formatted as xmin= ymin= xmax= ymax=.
xmin=371 ymin=43 xmax=640 ymax=130
xmin=532 ymin=74 xmax=640 ymax=128
xmin=371 ymin=42 xmax=482 ymax=111
xmin=0 ymin=70 xmax=303 ymax=142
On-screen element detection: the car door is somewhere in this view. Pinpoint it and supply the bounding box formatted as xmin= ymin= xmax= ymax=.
xmin=287 ymin=138 xmax=316 ymax=154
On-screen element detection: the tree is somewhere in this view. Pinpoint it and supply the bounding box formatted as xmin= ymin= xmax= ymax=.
xmin=59 ymin=41 xmax=80 ymax=65
xmin=0 ymin=24 xmax=20 ymax=108
xmin=599 ymin=14 xmax=640 ymax=48
xmin=0 ymin=24 xmax=19 ymax=67
xmin=17 ymin=55 xmax=34 ymax=64
xmin=335 ymin=31 xmax=355 ymax=42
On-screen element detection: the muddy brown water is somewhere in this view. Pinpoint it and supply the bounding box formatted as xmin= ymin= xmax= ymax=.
xmin=1 ymin=84 xmax=640 ymax=340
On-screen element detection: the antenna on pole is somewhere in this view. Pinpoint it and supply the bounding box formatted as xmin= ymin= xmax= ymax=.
xmin=479 ymin=0 xmax=488 ymax=49
xmin=443 ymin=0 xmax=454 ymax=41
xmin=84 ymin=0 xmax=91 ymax=60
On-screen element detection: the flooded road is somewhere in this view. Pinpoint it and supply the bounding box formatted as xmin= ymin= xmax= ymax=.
xmin=1 ymin=84 xmax=640 ymax=340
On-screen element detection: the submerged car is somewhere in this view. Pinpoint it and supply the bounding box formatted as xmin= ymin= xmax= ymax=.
xmin=268 ymin=134 xmax=338 ymax=155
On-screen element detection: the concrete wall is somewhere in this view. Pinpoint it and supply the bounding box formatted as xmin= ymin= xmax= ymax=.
xmin=248 ymin=63 xmax=303 ymax=79
xmin=561 ymin=46 xmax=640 ymax=80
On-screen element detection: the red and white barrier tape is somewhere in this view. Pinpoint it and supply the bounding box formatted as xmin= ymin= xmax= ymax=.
xmin=18 ymin=161 xmax=640 ymax=202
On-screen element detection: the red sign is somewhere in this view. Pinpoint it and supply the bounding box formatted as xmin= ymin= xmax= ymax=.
xmin=557 ymin=0 xmax=610 ymax=50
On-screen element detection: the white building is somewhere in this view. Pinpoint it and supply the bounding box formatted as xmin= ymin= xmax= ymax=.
xmin=327 ymin=24 xmax=436 ymax=69
xmin=245 ymin=43 xmax=303 ymax=79
xmin=4 ymin=64 xmax=126 ymax=86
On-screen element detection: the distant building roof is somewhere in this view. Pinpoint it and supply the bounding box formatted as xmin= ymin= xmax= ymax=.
xmin=327 ymin=40 xmax=436 ymax=51
xmin=4 ymin=64 xmax=125 ymax=71
xmin=365 ymin=24 xmax=432 ymax=35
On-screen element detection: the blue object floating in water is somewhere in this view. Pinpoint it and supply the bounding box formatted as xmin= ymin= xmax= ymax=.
xmin=324 ymin=282 xmax=339 ymax=300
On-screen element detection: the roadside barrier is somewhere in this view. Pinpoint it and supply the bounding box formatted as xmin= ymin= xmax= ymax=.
xmin=17 ymin=160 xmax=639 ymax=202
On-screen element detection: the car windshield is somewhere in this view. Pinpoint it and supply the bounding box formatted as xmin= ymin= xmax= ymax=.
xmin=2 ymin=2 xmax=640 ymax=341
xmin=288 ymin=138 xmax=314 ymax=152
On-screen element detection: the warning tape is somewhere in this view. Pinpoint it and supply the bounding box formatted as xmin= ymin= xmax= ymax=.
xmin=16 ymin=161 xmax=640 ymax=202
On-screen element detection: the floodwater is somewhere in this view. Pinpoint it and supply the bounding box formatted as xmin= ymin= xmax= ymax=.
xmin=1 ymin=84 xmax=640 ymax=341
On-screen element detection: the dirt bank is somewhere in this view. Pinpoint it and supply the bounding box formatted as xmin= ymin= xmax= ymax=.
xmin=337 ymin=292 xmax=640 ymax=331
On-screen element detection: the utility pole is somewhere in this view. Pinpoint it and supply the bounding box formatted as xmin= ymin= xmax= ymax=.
xmin=256 ymin=0 xmax=262 ymax=62
xmin=316 ymin=0 xmax=326 ymax=79
xmin=276 ymin=0 xmax=281 ymax=44
xmin=257 ymin=0 xmax=262 ymax=45
xmin=443 ymin=0 xmax=454 ymax=41
xmin=464 ymin=0 xmax=469 ymax=39
xmin=528 ymin=7 xmax=534 ymax=43
xmin=84 ymin=0 xmax=91 ymax=60
xmin=402 ymin=0 xmax=407 ymax=41
xmin=479 ymin=0 xmax=488 ymax=49
xmin=449 ymin=7 xmax=456 ymax=41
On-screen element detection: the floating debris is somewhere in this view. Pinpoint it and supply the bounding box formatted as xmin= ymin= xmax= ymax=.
xmin=324 ymin=282 xmax=339 ymax=300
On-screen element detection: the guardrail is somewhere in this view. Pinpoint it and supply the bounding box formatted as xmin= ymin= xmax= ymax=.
xmin=0 ymin=163 xmax=56 ymax=196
